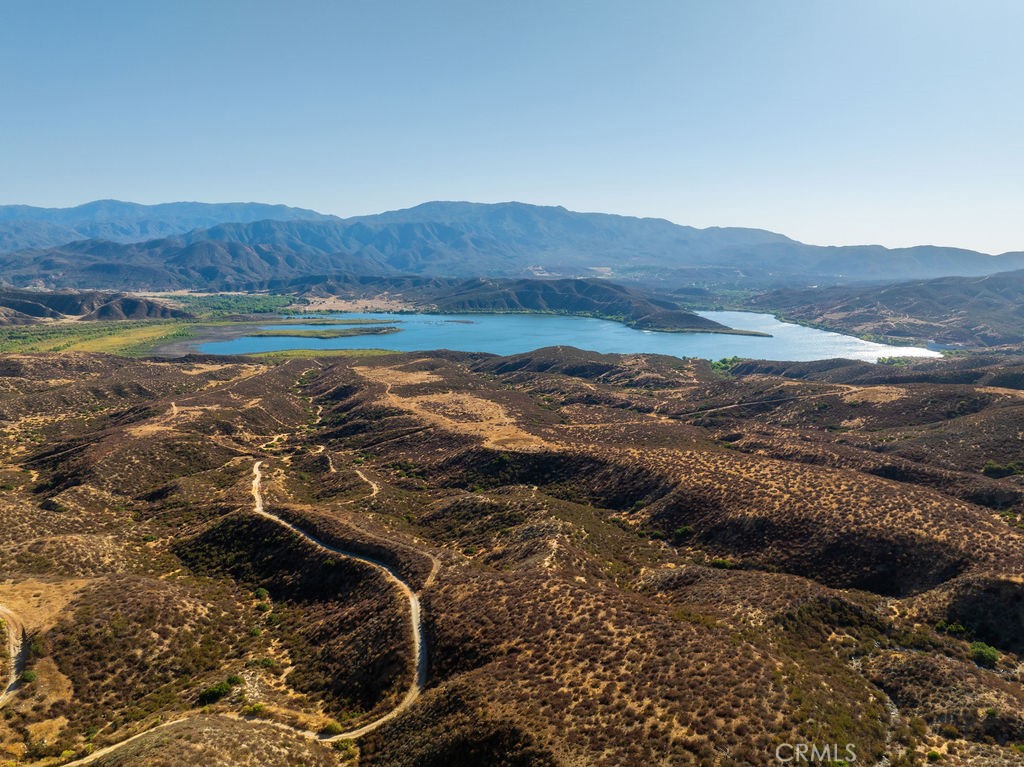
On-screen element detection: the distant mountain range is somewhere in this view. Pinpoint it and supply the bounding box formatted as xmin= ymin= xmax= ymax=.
xmin=0 ymin=199 xmax=335 ymax=253
xmin=750 ymin=269 xmax=1024 ymax=347
xmin=1 ymin=199 xmax=1022 ymax=291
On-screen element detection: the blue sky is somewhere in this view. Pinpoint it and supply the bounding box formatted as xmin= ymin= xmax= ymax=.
xmin=2 ymin=1 xmax=1022 ymax=253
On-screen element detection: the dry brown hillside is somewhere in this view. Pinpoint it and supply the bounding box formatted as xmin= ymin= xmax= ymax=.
xmin=0 ymin=349 xmax=1022 ymax=766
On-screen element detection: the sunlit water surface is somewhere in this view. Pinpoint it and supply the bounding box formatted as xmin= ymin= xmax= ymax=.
xmin=197 ymin=311 xmax=941 ymax=363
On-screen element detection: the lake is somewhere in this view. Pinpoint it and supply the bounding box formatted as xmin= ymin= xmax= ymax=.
xmin=194 ymin=311 xmax=941 ymax=362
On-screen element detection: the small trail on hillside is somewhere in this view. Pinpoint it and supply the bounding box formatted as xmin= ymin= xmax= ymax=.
xmin=60 ymin=461 xmax=433 ymax=766
xmin=354 ymin=469 xmax=379 ymax=497
xmin=0 ymin=604 xmax=27 ymax=709
xmin=249 ymin=461 xmax=426 ymax=739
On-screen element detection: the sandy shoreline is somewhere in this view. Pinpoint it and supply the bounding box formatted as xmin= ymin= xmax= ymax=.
xmin=148 ymin=323 xmax=267 ymax=357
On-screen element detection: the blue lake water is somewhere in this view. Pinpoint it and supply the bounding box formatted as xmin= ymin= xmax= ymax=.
xmin=196 ymin=311 xmax=941 ymax=363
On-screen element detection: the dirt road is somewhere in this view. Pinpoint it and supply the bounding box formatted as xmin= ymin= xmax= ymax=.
xmin=0 ymin=604 xmax=26 ymax=709
xmin=250 ymin=461 xmax=425 ymax=739
xmin=59 ymin=461 xmax=430 ymax=765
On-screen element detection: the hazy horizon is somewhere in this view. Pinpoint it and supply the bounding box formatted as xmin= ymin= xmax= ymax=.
xmin=3 ymin=195 xmax=1020 ymax=256
xmin=3 ymin=1 xmax=1022 ymax=253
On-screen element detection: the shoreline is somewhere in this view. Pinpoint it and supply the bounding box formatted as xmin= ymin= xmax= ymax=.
xmin=148 ymin=310 xmax=773 ymax=357
xmin=688 ymin=301 xmax=955 ymax=352
xmin=293 ymin=307 xmax=774 ymax=337
xmin=147 ymin=308 xmax=938 ymax=361
xmin=148 ymin=323 xmax=269 ymax=357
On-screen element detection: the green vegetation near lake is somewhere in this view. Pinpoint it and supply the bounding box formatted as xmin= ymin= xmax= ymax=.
xmin=0 ymin=320 xmax=194 ymax=356
xmin=170 ymin=293 xmax=293 ymax=317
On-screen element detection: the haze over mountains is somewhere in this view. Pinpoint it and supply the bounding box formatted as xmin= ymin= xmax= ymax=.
xmin=0 ymin=200 xmax=335 ymax=254
xmin=2 ymin=200 xmax=1023 ymax=291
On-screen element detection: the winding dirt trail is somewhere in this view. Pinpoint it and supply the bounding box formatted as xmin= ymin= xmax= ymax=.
xmin=250 ymin=461 xmax=426 ymax=739
xmin=0 ymin=604 xmax=27 ymax=709
xmin=59 ymin=462 xmax=430 ymax=765
xmin=354 ymin=469 xmax=380 ymax=497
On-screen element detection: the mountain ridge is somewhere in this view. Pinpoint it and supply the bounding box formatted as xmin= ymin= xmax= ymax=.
xmin=0 ymin=199 xmax=337 ymax=253
xmin=2 ymin=200 xmax=1023 ymax=290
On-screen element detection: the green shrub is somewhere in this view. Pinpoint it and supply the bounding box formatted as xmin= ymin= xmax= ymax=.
xmin=197 ymin=681 xmax=232 ymax=705
xmin=320 ymin=720 xmax=344 ymax=736
xmin=226 ymin=674 xmax=244 ymax=686
xmin=28 ymin=636 xmax=45 ymax=658
xmin=254 ymin=587 xmax=269 ymax=600
xmin=333 ymin=740 xmax=356 ymax=756
xmin=970 ymin=641 xmax=999 ymax=668
xmin=20 ymin=670 xmax=38 ymax=683
xmin=926 ymin=751 xmax=941 ymax=762
xmin=711 ymin=356 xmax=741 ymax=374
xmin=935 ymin=620 xmax=966 ymax=635
xmin=982 ymin=460 xmax=1024 ymax=478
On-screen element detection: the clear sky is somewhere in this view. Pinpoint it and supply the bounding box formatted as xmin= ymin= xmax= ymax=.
xmin=2 ymin=0 xmax=1022 ymax=253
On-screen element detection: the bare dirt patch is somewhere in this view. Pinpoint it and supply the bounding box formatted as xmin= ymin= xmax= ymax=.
xmin=354 ymin=365 xmax=550 ymax=451
xmin=842 ymin=386 xmax=906 ymax=404
xmin=0 ymin=578 xmax=93 ymax=632
xmin=293 ymin=295 xmax=415 ymax=313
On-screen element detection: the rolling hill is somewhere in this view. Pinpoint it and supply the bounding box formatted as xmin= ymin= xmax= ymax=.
xmin=283 ymin=275 xmax=735 ymax=332
xmin=750 ymin=269 xmax=1024 ymax=347
xmin=0 ymin=288 xmax=190 ymax=326
xmin=404 ymin=277 xmax=733 ymax=332
xmin=2 ymin=349 xmax=1023 ymax=764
